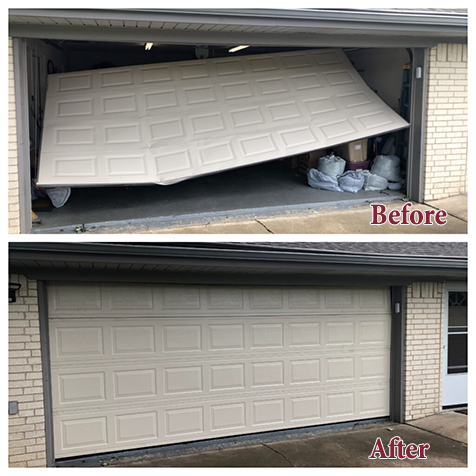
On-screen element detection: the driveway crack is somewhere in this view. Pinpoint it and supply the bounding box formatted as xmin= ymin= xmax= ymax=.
xmin=261 ymin=443 xmax=295 ymax=467
xmin=255 ymin=219 xmax=274 ymax=234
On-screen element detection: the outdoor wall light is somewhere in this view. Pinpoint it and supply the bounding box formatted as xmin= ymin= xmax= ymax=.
xmin=145 ymin=42 xmax=153 ymax=50
xmin=9 ymin=283 xmax=21 ymax=303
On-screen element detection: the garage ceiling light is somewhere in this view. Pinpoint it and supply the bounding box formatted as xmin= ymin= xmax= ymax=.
xmin=229 ymin=45 xmax=249 ymax=53
xmin=145 ymin=42 xmax=153 ymax=51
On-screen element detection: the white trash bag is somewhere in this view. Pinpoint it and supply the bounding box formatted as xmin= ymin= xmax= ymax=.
xmin=45 ymin=187 xmax=71 ymax=208
xmin=308 ymin=169 xmax=343 ymax=192
xmin=337 ymin=171 xmax=365 ymax=193
xmin=387 ymin=181 xmax=403 ymax=191
xmin=317 ymin=153 xmax=346 ymax=179
xmin=361 ymin=170 xmax=388 ymax=191
xmin=370 ymin=155 xmax=401 ymax=182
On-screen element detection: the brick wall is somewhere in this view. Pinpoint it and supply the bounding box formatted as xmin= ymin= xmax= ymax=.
xmin=8 ymin=37 xmax=21 ymax=234
xmin=404 ymin=282 xmax=445 ymax=421
xmin=9 ymin=275 xmax=47 ymax=467
xmin=423 ymin=43 xmax=468 ymax=201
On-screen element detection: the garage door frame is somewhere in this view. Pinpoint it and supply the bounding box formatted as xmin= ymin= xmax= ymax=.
xmin=12 ymin=33 xmax=428 ymax=233
xmin=37 ymin=280 xmax=406 ymax=466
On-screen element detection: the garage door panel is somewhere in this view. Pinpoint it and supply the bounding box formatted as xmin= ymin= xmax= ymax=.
xmin=39 ymin=48 xmax=409 ymax=186
xmin=49 ymin=283 xmax=391 ymax=458
xmin=50 ymin=350 xmax=389 ymax=412
xmin=53 ymin=382 xmax=389 ymax=457
xmin=48 ymin=283 xmax=389 ymax=317
xmin=50 ymin=318 xmax=388 ymax=364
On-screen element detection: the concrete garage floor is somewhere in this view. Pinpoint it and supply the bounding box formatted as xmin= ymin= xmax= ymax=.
xmin=57 ymin=412 xmax=467 ymax=468
xmin=33 ymin=161 xmax=403 ymax=234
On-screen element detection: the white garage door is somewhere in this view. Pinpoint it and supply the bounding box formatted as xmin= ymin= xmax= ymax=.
xmin=48 ymin=282 xmax=391 ymax=458
xmin=38 ymin=48 xmax=409 ymax=187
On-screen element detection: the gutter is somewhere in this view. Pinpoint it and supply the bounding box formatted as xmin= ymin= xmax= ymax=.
xmin=9 ymin=242 xmax=467 ymax=271
xmin=9 ymin=8 xmax=467 ymax=34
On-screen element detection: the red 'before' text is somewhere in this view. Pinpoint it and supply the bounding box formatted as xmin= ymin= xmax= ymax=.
xmin=370 ymin=203 xmax=447 ymax=226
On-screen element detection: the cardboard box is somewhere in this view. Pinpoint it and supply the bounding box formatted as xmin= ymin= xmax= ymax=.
xmin=335 ymin=139 xmax=368 ymax=162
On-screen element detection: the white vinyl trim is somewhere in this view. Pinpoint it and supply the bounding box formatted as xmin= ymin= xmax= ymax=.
xmin=38 ymin=48 xmax=409 ymax=187
xmin=48 ymin=282 xmax=391 ymax=458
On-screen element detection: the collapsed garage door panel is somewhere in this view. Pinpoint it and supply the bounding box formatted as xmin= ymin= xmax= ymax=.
xmin=49 ymin=283 xmax=391 ymax=458
xmin=38 ymin=48 xmax=409 ymax=187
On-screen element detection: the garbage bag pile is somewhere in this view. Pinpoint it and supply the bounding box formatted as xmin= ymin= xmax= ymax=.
xmin=308 ymin=153 xmax=405 ymax=193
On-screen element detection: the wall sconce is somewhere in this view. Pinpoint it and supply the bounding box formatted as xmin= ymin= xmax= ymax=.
xmin=9 ymin=283 xmax=21 ymax=303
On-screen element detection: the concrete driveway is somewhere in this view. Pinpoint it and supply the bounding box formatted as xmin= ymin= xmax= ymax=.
xmin=91 ymin=194 xmax=466 ymax=234
xmin=59 ymin=412 xmax=467 ymax=468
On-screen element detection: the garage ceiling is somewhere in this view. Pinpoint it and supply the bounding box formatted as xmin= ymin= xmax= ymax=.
xmin=37 ymin=48 xmax=409 ymax=187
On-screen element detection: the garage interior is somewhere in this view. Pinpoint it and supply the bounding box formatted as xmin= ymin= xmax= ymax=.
xmin=26 ymin=39 xmax=411 ymax=232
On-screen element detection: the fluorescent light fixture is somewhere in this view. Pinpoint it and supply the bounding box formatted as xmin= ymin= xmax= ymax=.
xmin=229 ymin=45 xmax=249 ymax=53
xmin=145 ymin=43 xmax=153 ymax=51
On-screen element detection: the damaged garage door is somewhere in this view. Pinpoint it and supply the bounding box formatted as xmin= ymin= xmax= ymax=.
xmin=38 ymin=48 xmax=409 ymax=187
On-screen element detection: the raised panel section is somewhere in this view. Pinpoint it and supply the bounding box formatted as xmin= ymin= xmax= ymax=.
xmin=52 ymin=282 xmax=102 ymax=311
xmin=361 ymin=389 xmax=387 ymax=413
xmin=327 ymin=357 xmax=354 ymax=382
xmin=163 ymin=326 xmax=202 ymax=353
xmin=59 ymin=373 xmax=106 ymax=403
xmin=250 ymin=324 xmax=284 ymax=349
xmin=290 ymin=360 xmax=320 ymax=385
xmin=251 ymin=362 xmax=284 ymax=387
xmin=291 ymin=396 xmax=321 ymax=422
xmin=165 ymin=408 xmax=204 ymax=437
xmin=360 ymin=321 xmax=387 ymax=345
xmin=55 ymin=327 xmax=104 ymax=357
xmin=114 ymin=370 xmax=157 ymax=399
xmin=361 ymin=355 xmax=387 ymax=379
xmin=57 ymin=98 xmax=93 ymax=117
xmin=106 ymin=155 xmax=147 ymax=176
xmin=110 ymin=285 xmax=154 ymax=310
xmin=324 ymin=289 xmax=353 ymax=308
xmin=289 ymin=289 xmax=320 ymax=309
xmin=210 ymin=403 xmax=246 ymax=431
xmin=116 ymin=412 xmax=158 ymax=442
xmin=57 ymin=73 xmax=92 ymax=92
xmin=112 ymin=326 xmax=155 ymax=354
xmin=209 ymin=325 xmax=244 ymax=351
xmin=250 ymin=289 xmax=283 ymax=309
xmin=102 ymin=94 xmax=136 ymax=114
xmin=252 ymin=399 xmax=285 ymax=426
xmin=162 ymin=286 xmax=200 ymax=309
xmin=326 ymin=322 xmax=355 ymax=346
xmin=100 ymin=69 xmax=133 ymax=87
xmin=327 ymin=392 xmax=355 ymax=418
xmin=210 ymin=364 xmax=245 ymax=391
xmin=290 ymin=323 xmax=320 ymax=347
xmin=164 ymin=367 xmax=202 ymax=395
xmin=60 ymin=417 xmax=108 ymax=449
xmin=207 ymin=287 xmax=243 ymax=309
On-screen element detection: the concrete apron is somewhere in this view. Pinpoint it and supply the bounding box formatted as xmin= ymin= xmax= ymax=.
xmin=56 ymin=413 xmax=467 ymax=467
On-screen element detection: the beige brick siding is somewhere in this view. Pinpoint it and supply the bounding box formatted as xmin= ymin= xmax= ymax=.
xmin=8 ymin=37 xmax=21 ymax=234
xmin=9 ymin=275 xmax=47 ymax=467
xmin=424 ymin=44 xmax=468 ymax=201
xmin=404 ymin=282 xmax=445 ymax=421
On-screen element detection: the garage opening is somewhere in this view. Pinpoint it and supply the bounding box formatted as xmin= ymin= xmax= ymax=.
xmin=26 ymin=39 xmax=412 ymax=232
xmin=47 ymin=282 xmax=391 ymax=459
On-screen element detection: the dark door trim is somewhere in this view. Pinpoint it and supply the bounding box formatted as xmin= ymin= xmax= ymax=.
xmin=389 ymin=286 xmax=406 ymax=423
xmin=407 ymin=47 xmax=429 ymax=203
